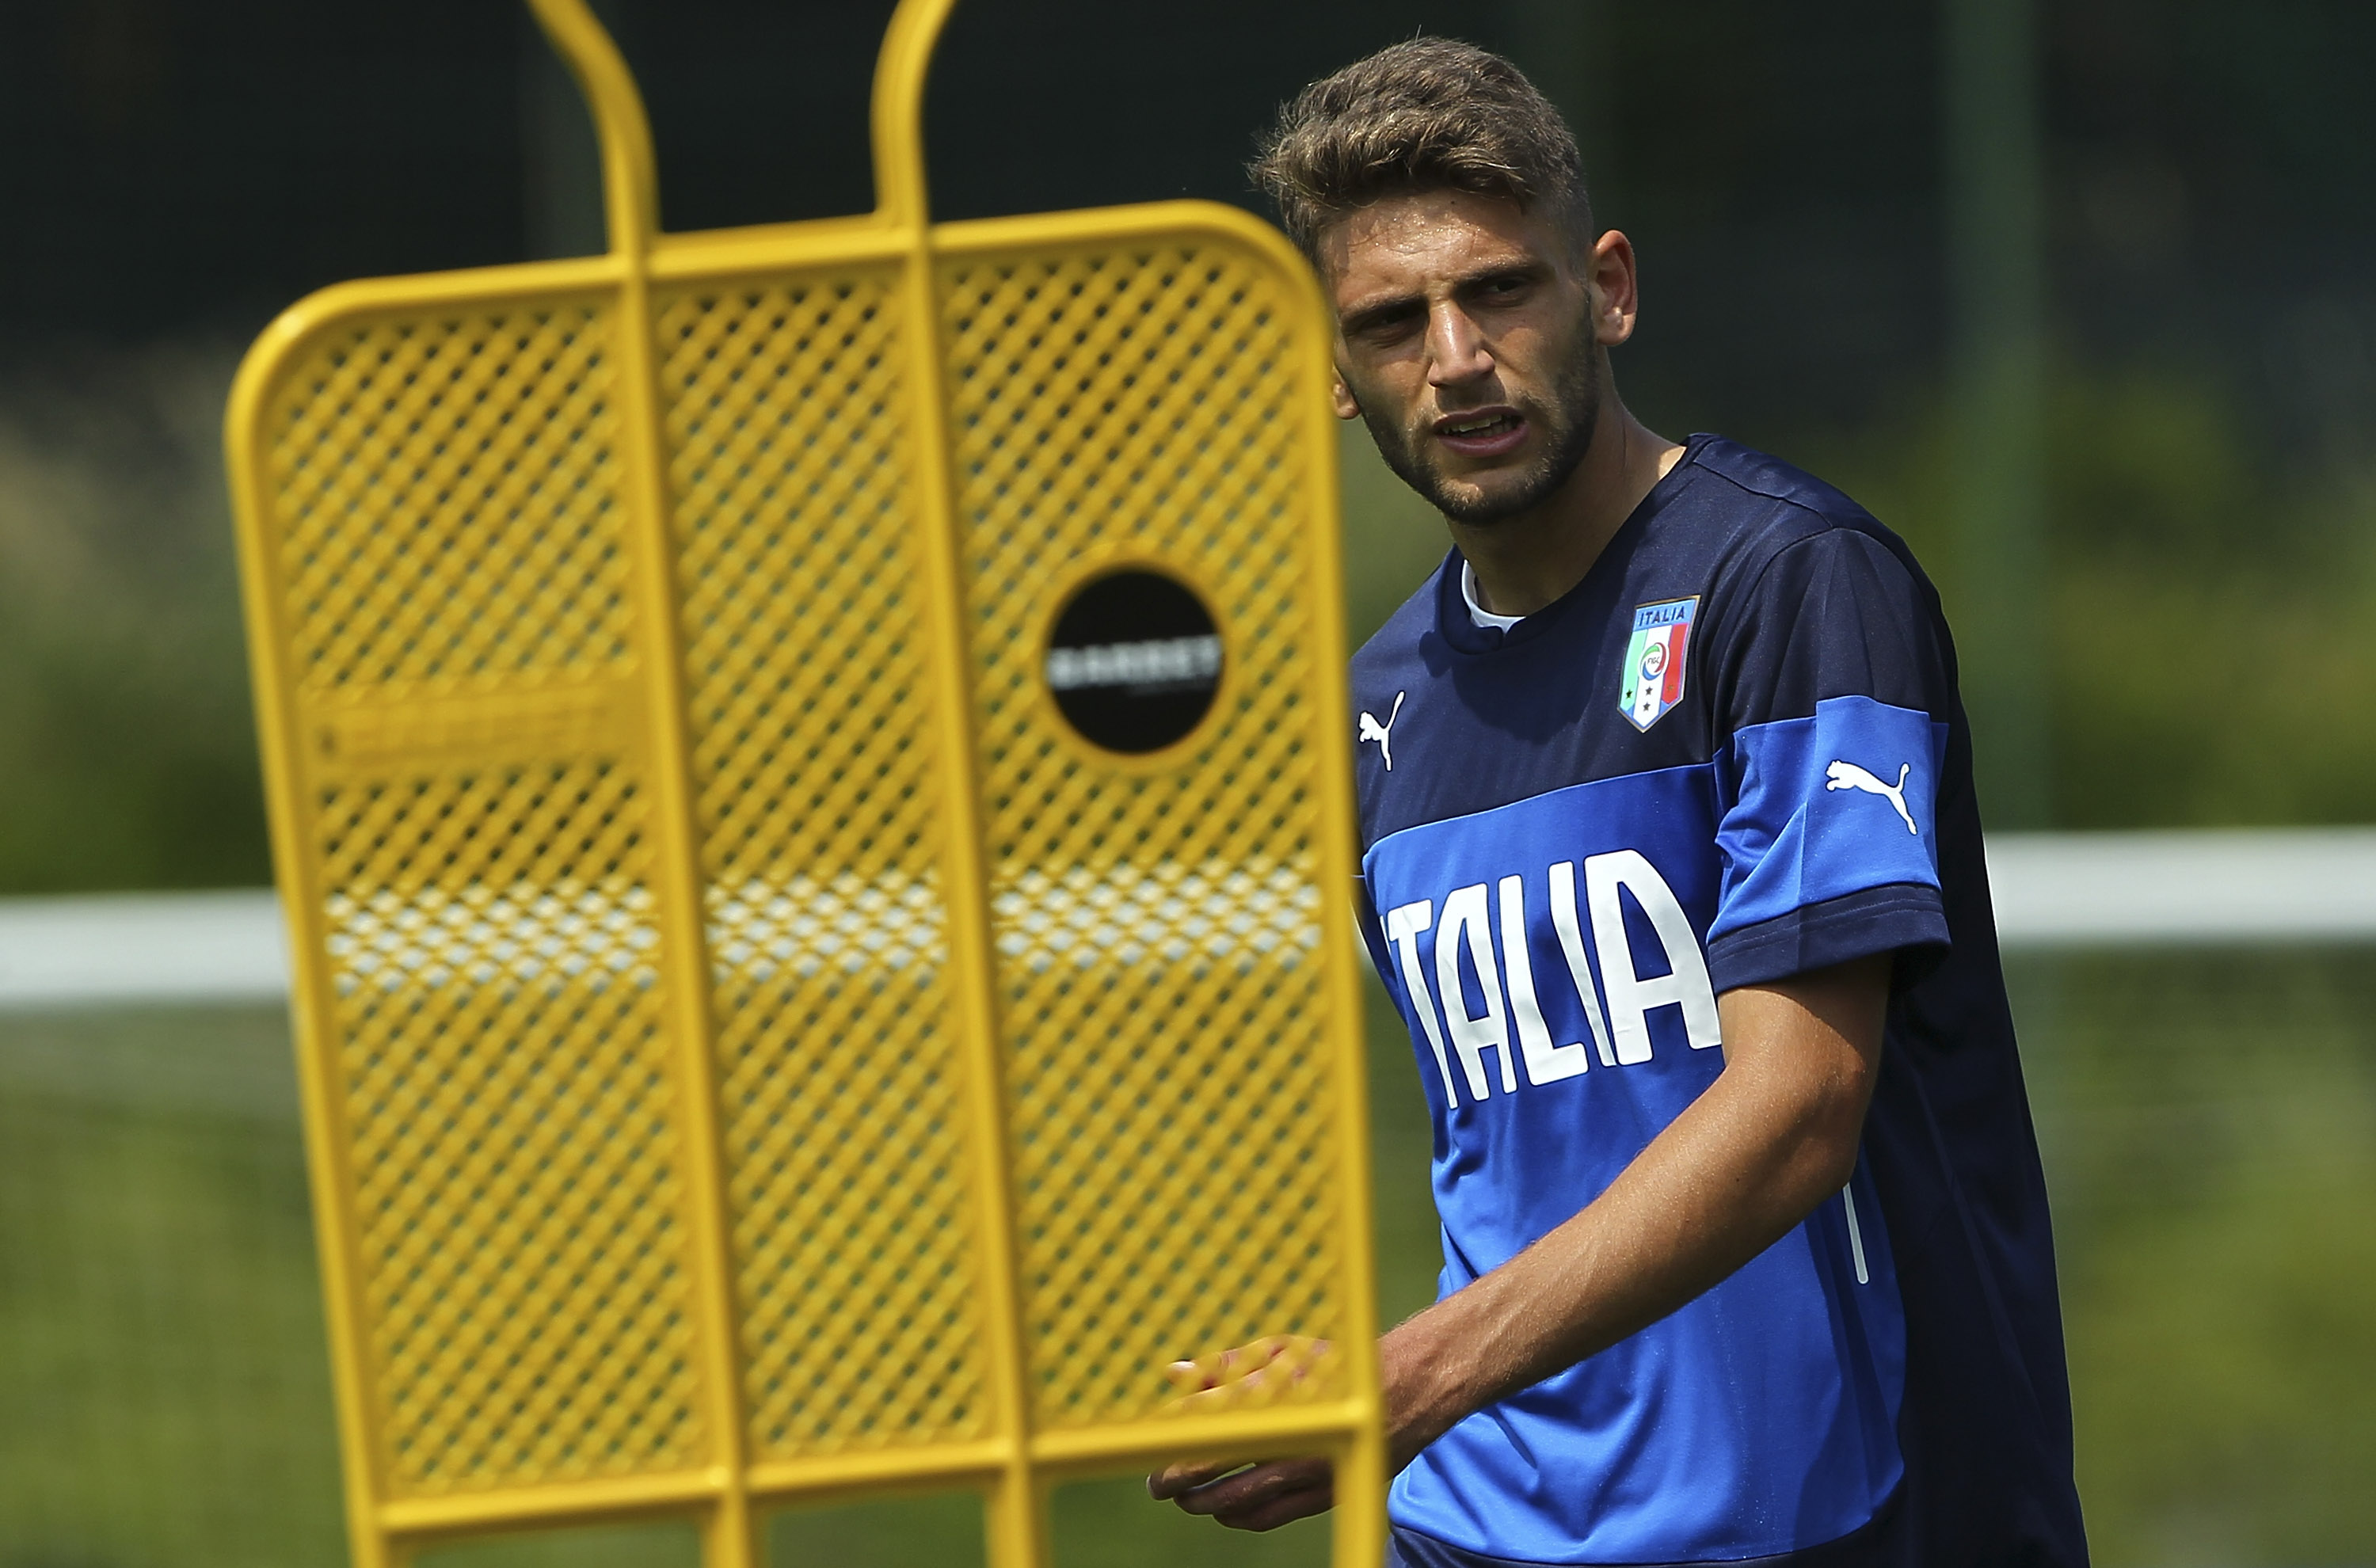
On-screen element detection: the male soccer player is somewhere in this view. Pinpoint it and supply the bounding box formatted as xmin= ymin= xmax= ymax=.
xmin=1148 ymin=39 xmax=2088 ymax=1567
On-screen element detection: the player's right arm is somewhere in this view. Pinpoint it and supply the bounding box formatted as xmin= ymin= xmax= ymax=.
xmin=1147 ymin=953 xmax=1888 ymax=1532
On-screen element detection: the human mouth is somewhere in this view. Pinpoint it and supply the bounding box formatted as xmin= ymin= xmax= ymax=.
xmin=1434 ymin=409 xmax=1528 ymax=459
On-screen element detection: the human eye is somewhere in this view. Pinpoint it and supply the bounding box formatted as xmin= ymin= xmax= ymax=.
xmin=1348 ymin=302 xmax=1424 ymax=345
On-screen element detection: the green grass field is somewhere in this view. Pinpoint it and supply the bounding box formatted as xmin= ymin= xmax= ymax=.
xmin=2 ymin=955 xmax=2370 ymax=1567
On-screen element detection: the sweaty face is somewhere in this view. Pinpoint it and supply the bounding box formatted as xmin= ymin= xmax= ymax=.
xmin=1324 ymin=191 xmax=1603 ymax=525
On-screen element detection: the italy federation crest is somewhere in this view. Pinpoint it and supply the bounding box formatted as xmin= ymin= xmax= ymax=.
xmin=1620 ymin=596 xmax=1699 ymax=731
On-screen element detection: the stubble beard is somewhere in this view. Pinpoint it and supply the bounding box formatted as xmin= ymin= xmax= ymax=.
xmin=1361 ymin=327 xmax=1605 ymax=527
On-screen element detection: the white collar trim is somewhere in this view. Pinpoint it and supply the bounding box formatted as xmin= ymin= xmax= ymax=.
xmin=1460 ymin=559 xmax=1526 ymax=632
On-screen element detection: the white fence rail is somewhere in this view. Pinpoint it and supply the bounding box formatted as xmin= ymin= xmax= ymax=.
xmin=0 ymin=889 xmax=287 ymax=1010
xmin=1984 ymin=828 xmax=2376 ymax=946
xmin=2 ymin=828 xmax=2373 ymax=1011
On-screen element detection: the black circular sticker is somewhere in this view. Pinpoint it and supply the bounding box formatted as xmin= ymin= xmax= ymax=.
xmin=1044 ymin=569 xmax=1223 ymax=754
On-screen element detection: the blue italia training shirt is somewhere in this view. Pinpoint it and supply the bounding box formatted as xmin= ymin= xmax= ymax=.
xmin=1352 ymin=436 xmax=2086 ymax=1566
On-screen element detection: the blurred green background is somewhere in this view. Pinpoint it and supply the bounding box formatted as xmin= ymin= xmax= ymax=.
xmin=4 ymin=0 xmax=2374 ymax=1562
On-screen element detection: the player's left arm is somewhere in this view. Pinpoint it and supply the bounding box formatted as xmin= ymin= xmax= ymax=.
xmin=1148 ymin=951 xmax=1890 ymax=1531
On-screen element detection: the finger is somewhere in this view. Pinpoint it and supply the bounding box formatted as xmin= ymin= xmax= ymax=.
xmin=1205 ymin=1334 xmax=1300 ymax=1384
xmin=1201 ymin=1336 xmax=1274 ymax=1387
xmin=1167 ymin=1345 xmax=1337 ymax=1418
xmin=1215 ymin=1478 xmax=1335 ymax=1532
xmin=1214 ymin=1336 xmax=1331 ymax=1389
xmin=1156 ymin=1368 xmax=1286 ymax=1421
xmin=1145 ymin=1458 xmax=1248 ymax=1500
xmin=1166 ymin=1457 xmax=1331 ymax=1519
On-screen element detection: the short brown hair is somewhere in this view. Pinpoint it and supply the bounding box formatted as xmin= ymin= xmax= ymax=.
xmin=1249 ymin=38 xmax=1593 ymax=262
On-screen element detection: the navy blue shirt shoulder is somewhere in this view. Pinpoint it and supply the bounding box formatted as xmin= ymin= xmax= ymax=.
xmin=1350 ymin=436 xmax=2086 ymax=1567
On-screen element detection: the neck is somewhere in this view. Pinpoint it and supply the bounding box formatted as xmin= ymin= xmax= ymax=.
xmin=1453 ymin=398 xmax=1683 ymax=618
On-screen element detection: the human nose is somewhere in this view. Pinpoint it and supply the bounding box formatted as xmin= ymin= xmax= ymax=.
xmin=1424 ymin=302 xmax=1492 ymax=387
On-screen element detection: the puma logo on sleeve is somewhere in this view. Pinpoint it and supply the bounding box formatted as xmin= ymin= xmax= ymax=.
xmin=1359 ymin=691 xmax=1406 ymax=771
xmin=1825 ymin=759 xmax=1917 ymax=835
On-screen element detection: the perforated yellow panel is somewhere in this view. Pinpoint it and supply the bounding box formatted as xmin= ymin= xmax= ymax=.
xmin=655 ymin=270 xmax=995 ymax=1460
xmin=942 ymin=245 xmax=1354 ymax=1429
xmin=224 ymin=4 xmax=1379 ymax=1566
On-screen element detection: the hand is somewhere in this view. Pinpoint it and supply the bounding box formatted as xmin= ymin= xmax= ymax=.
xmin=1145 ymin=1337 xmax=1338 ymax=1531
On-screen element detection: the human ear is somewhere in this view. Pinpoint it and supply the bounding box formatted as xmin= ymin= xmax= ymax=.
xmin=1588 ymin=230 xmax=1643 ymax=346
xmin=1331 ymin=369 xmax=1362 ymax=421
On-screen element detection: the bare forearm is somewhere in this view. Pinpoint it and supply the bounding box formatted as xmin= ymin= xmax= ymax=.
xmin=1380 ymin=956 xmax=1887 ymax=1467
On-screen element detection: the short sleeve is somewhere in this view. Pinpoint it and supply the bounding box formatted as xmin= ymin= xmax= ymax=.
xmin=1353 ymin=873 xmax=1393 ymax=989
xmin=1704 ymin=528 xmax=1954 ymax=992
